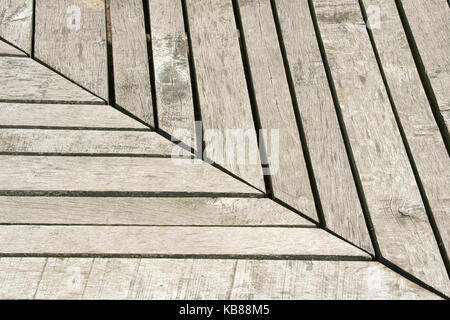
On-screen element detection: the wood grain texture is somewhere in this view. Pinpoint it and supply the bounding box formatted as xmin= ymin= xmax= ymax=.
xmin=150 ymin=0 xmax=196 ymax=147
xmin=238 ymin=0 xmax=317 ymax=220
xmin=0 ymin=258 xmax=439 ymax=299
xmin=110 ymin=0 xmax=153 ymax=125
xmin=313 ymin=0 xmax=449 ymax=295
xmin=274 ymin=0 xmax=372 ymax=253
xmin=0 ymin=156 xmax=260 ymax=195
xmin=186 ymin=0 xmax=265 ymax=191
xmin=400 ymin=0 xmax=450 ymax=131
xmin=0 ymin=0 xmax=32 ymax=53
xmin=0 ymin=129 xmax=189 ymax=157
xmin=0 ymin=57 xmax=103 ymax=103
xmin=0 ymin=38 xmax=25 ymax=56
xmin=34 ymin=0 xmax=108 ymax=99
xmin=0 ymin=225 xmax=368 ymax=258
xmin=363 ymin=0 xmax=450 ymax=270
xmin=0 ymin=197 xmax=313 ymax=226
xmin=0 ymin=103 xmax=147 ymax=129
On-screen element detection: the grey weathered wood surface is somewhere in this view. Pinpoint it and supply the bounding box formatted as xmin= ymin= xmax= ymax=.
xmin=0 ymin=0 xmax=32 ymax=53
xmin=34 ymin=0 xmax=108 ymax=99
xmin=0 ymin=156 xmax=261 ymax=195
xmin=0 ymin=197 xmax=313 ymax=226
xmin=110 ymin=0 xmax=153 ymax=126
xmin=0 ymin=129 xmax=189 ymax=157
xmin=0 ymin=258 xmax=439 ymax=299
xmin=238 ymin=0 xmax=317 ymax=220
xmin=274 ymin=0 xmax=372 ymax=253
xmin=150 ymin=0 xmax=196 ymax=148
xmin=399 ymin=0 xmax=450 ymax=131
xmin=0 ymin=39 xmax=25 ymax=56
xmin=313 ymin=0 xmax=449 ymax=296
xmin=363 ymin=0 xmax=450 ymax=269
xmin=0 ymin=225 xmax=368 ymax=258
xmin=0 ymin=57 xmax=103 ymax=103
xmin=0 ymin=103 xmax=147 ymax=129
xmin=186 ymin=0 xmax=265 ymax=191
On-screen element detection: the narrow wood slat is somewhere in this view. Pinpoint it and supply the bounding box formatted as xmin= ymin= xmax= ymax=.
xmin=274 ymin=0 xmax=372 ymax=253
xmin=0 ymin=226 xmax=368 ymax=258
xmin=0 ymin=156 xmax=260 ymax=195
xmin=186 ymin=0 xmax=265 ymax=191
xmin=0 ymin=129 xmax=189 ymax=157
xmin=363 ymin=0 xmax=450 ymax=270
xmin=149 ymin=0 xmax=196 ymax=147
xmin=35 ymin=0 xmax=108 ymax=99
xmin=0 ymin=57 xmax=103 ymax=103
xmin=0 ymin=0 xmax=32 ymax=53
xmin=0 ymin=258 xmax=439 ymax=299
xmin=313 ymin=0 xmax=448 ymax=296
xmin=110 ymin=0 xmax=153 ymax=125
xmin=399 ymin=0 xmax=450 ymax=131
xmin=0 ymin=197 xmax=314 ymax=226
xmin=238 ymin=0 xmax=317 ymax=220
xmin=0 ymin=39 xmax=26 ymax=56
xmin=0 ymin=103 xmax=146 ymax=129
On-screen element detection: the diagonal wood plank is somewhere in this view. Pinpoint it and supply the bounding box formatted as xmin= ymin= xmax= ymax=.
xmin=34 ymin=0 xmax=108 ymax=99
xmin=274 ymin=0 xmax=373 ymax=253
xmin=149 ymin=0 xmax=196 ymax=148
xmin=110 ymin=0 xmax=154 ymax=125
xmin=362 ymin=0 xmax=450 ymax=271
xmin=0 ymin=0 xmax=32 ymax=53
xmin=0 ymin=38 xmax=25 ymax=56
xmin=0 ymin=258 xmax=439 ymax=299
xmin=0 ymin=103 xmax=147 ymax=129
xmin=237 ymin=0 xmax=317 ymax=220
xmin=312 ymin=0 xmax=449 ymax=295
xmin=0 ymin=57 xmax=103 ymax=103
xmin=186 ymin=0 xmax=265 ymax=191
xmin=0 ymin=226 xmax=369 ymax=259
xmin=0 ymin=156 xmax=261 ymax=195
xmin=0 ymin=197 xmax=314 ymax=226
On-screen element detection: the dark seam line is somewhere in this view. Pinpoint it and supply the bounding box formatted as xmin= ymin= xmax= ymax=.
xmin=105 ymin=0 xmax=116 ymax=108
xmin=109 ymin=102 xmax=156 ymax=130
xmin=359 ymin=0 xmax=449 ymax=276
xmin=271 ymin=197 xmax=320 ymax=227
xmin=31 ymin=0 xmax=36 ymax=58
xmin=0 ymin=191 xmax=264 ymax=198
xmin=0 ymin=99 xmax=105 ymax=105
xmin=0 ymin=126 xmax=151 ymax=131
xmin=0 ymin=153 xmax=177 ymax=158
xmin=232 ymin=0 xmax=274 ymax=199
xmin=307 ymin=0 xmax=382 ymax=259
xmin=32 ymin=57 xmax=107 ymax=103
xmin=394 ymin=0 xmax=450 ymax=155
xmin=0 ymin=253 xmax=371 ymax=262
xmin=270 ymin=0 xmax=325 ymax=227
xmin=0 ymin=54 xmax=27 ymax=58
xmin=181 ymin=0 xmax=203 ymax=159
xmin=0 ymin=36 xmax=29 ymax=56
xmin=142 ymin=0 xmax=159 ymax=130
xmin=0 ymin=223 xmax=317 ymax=228
xmin=158 ymin=128 xmax=196 ymax=157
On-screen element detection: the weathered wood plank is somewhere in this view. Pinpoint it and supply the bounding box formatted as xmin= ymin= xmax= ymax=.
xmin=0 ymin=38 xmax=25 ymax=56
xmin=0 ymin=197 xmax=313 ymax=226
xmin=186 ymin=0 xmax=265 ymax=191
xmin=0 ymin=129 xmax=189 ymax=157
xmin=0 ymin=226 xmax=368 ymax=258
xmin=0 ymin=156 xmax=260 ymax=195
xmin=0 ymin=57 xmax=103 ymax=103
xmin=110 ymin=0 xmax=153 ymax=125
xmin=237 ymin=0 xmax=317 ymax=220
xmin=150 ymin=0 xmax=196 ymax=147
xmin=399 ymin=0 xmax=450 ymax=132
xmin=0 ymin=258 xmax=439 ymax=299
xmin=274 ymin=0 xmax=372 ymax=252
xmin=0 ymin=0 xmax=32 ymax=53
xmin=313 ymin=0 xmax=449 ymax=295
xmin=35 ymin=0 xmax=108 ymax=99
xmin=0 ymin=103 xmax=147 ymax=129
xmin=363 ymin=0 xmax=450 ymax=270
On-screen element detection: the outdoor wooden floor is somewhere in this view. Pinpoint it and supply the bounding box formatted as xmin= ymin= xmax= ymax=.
xmin=0 ymin=0 xmax=448 ymax=299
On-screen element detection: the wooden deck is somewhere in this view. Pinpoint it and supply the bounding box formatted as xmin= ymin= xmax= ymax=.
xmin=0 ymin=0 xmax=448 ymax=299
